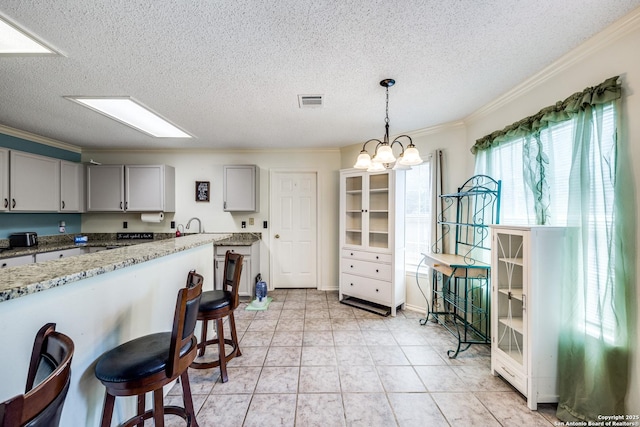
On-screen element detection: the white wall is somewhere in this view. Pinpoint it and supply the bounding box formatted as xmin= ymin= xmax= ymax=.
xmin=80 ymin=149 xmax=341 ymax=290
xmin=463 ymin=11 xmax=640 ymax=415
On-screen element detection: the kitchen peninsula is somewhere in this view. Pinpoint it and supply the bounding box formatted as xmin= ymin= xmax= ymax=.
xmin=0 ymin=233 xmax=230 ymax=426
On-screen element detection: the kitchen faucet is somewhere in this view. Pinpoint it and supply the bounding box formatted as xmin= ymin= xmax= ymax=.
xmin=186 ymin=217 xmax=203 ymax=233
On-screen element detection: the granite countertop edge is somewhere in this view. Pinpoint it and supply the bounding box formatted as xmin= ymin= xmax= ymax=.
xmin=0 ymin=233 xmax=237 ymax=303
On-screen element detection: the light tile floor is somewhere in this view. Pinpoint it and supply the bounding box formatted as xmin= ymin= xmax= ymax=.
xmin=166 ymin=289 xmax=562 ymax=426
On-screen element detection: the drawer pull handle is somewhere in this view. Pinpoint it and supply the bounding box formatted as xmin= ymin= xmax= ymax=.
xmin=501 ymin=366 xmax=516 ymax=378
xmin=3 ymin=198 xmax=7 ymax=208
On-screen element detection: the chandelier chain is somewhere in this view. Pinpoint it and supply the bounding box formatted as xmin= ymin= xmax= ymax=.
xmin=385 ymin=86 xmax=390 ymax=125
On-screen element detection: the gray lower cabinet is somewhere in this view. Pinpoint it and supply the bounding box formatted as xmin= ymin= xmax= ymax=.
xmin=35 ymin=247 xmax=88 ymax=262
xmin=1 ymin=254 xmax=35 ymax=268
xmin=214 ymin=242 xmax=260 ymax=298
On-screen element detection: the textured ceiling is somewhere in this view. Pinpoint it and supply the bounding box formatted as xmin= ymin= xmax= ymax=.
xmin=1 ymin=1 xmax=639 ymax=151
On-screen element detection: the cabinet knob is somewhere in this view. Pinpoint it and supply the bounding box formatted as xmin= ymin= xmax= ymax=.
xmin=1 ymin=263 xmax=6 ymax=268
xmin=375 ymin=289 xmax=379 ymax=292
xmin=350 ymin=283 xmax=353 ymax=286
xmin=350 ymin=265 xmax=353 ymax=268
xmin=275 ymin=234 xmax=280 ymax=239
xmin=376 ymin=269 xmax=379 ymax=273
xmin=59 ymin=254 xmax=64 ymax=258
xmin=376 ymin=256 xmax=379 ymax=259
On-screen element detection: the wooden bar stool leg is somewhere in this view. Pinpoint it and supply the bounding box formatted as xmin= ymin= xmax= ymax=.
xmin=100 ymin=393 xmax=116 ymax=427
xmin=153 ymin=389 xmax=164 ymax=427
xmin=136 ymin=394 xmax=145 ymax=427
xmin=216 ymin=318 xmax=228 ymax=383
xmin=180 ymin=371 xmax=200 ymax=427
xmin=229 ymin=312 xmax=242 ymax=357
xmin=198 ymin=320 xmax=208 ymax=357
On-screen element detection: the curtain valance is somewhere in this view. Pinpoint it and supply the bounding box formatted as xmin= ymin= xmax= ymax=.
xmin=471 ymin=76 xmax=621 ymax=154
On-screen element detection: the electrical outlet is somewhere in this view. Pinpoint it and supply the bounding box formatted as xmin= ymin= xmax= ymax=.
xmin=241 ymin=221 xmax=246 ymax=229
xmin=170 ymin=221 xmax=175 ymax=229
xmin=123 ymin=221 xmax=128 ymax=229
xmin=263 ymin=221 xmax=268 ymax=229
xmin=249 ymin=217 xmax=254 ymax=226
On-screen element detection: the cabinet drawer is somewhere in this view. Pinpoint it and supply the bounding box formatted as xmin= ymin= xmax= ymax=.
xmin=493 ymin=359 xmax=527 ymax=395
xmin=341 ymin=258 xmax=392 ymax=281
xmin=215 ymin=245 xmax=252 ymax=256
xmin=341 ymin=249 xmax=391 ymax=263
xmin=341 ymin=273 xmax=391 ymax=304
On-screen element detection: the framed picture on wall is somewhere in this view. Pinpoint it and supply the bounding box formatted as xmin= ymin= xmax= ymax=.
xmin=195 ymin=181 xmax=210 ymax=202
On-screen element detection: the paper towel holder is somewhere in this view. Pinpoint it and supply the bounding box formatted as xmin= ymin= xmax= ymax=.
xmin=140 ymin=212 xmax=165 ymax=223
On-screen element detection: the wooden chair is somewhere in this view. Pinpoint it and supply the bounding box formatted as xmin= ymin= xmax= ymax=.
xmin=94 ymin=272 xmax=203 ymax=427
xmin=0 ymin=323 xmax=74 ymax=427
xmin=190 ymin=251 xmax=244 ymax=382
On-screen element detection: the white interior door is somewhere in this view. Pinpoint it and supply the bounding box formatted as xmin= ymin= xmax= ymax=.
xmin=270 ymin=171 xmax=318 ymax=288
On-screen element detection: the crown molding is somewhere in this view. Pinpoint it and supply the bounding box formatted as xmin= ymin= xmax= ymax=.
xmin=465 ymin=6 xmax=640 ymax=123
xmin=0 ymin=124 xmax=82 ymax=153
xmin=404 ymin=120 xmax=466 ymax=138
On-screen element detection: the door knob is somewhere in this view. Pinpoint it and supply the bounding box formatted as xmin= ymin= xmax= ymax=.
xmin=275 ymin=234 xmax=280 ymax=239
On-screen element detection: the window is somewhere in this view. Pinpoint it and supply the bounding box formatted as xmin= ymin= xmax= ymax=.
xmin=475 ymin=104 xmax=618 ymax=342
xmin=404 ymin=160 xmax=431 ymax=266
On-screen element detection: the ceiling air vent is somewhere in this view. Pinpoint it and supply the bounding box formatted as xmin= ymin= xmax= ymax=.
xmin=298 ymin=94 xmax=323 ymax=108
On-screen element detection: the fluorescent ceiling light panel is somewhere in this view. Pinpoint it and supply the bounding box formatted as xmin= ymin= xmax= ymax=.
xmin=66 ymin=97 xmax=192 ymax=138
xmin=0 ymin=15 xmax=57 ymax=55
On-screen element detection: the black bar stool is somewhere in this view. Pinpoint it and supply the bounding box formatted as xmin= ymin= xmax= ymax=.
xmin=94 ymin=272 xmax=203 ymax=427
xmin=1 ymin=323 xmax=74 ymax=427
xmin=190 ymin=251 xmax=243 ymax=382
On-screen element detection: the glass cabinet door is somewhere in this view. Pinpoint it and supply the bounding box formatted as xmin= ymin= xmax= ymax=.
xmin=495 ymin=231 xmax=525 ymax=366
xmin=367 ymin=172 xmax=390 ymax=249
xmin=344 ymin=175 xmax=363 ymax=247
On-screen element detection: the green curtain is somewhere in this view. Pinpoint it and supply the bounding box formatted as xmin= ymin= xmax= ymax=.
xmin=473 ymin=76 xmax=632 ymax=421
xmin=556 ymin=97 xmax=631 ymax=422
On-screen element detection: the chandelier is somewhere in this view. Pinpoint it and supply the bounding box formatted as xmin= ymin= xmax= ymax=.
xmin=353 ymin=79 xmax=423 ymax=172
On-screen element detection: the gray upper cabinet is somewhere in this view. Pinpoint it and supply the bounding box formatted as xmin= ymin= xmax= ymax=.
xmin=1 ymin=149 xmax=83 ymax=213
xmin=125 ymin=165 xmax=175 ymax=212
xmin=87 ymin=164 xmax=175 ymax=212
xmin=223 ymin=165 xmax=259 ymax=212
xmin=9 ymin=150 xmax=60 ymax=212
xmin=60 ymin=160 xmax=85 ymax=212
xmin=0 ymin=148 xmax=8 ymax=212
xmin=86 ymin=165 xmax=125 ymax=211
